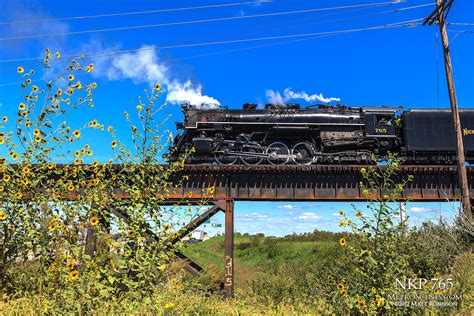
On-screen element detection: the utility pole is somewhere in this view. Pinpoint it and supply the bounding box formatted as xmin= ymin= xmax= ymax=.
xmin=423 ymin=0 xmax=471 ymax=218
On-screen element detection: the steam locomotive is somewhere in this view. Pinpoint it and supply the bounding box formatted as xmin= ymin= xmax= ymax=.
xmin=168 ymin=103 xmax=474 ymax=165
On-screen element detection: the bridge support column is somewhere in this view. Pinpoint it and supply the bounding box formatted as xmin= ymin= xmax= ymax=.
xmin=399 ymin=201 xmax=407 ymax=234
xmin=224 ymin=198 xmax=234 ymax=297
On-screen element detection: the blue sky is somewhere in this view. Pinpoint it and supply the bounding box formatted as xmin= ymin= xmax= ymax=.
xmin=0 ymin=0 xmax=472 ymax=235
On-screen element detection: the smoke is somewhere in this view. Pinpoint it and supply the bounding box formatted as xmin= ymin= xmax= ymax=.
xmin=89 ymin=43 xmax=220 ymax=108
xmin=166 ymin=80 xmax=220 ymax=109
xmin=266 ymin=90 xmax=284 ymax=104
xmin=266 ymin=88 xmax=341 ymax=104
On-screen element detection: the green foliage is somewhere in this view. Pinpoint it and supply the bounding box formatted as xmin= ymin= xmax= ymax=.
xmin=1 ymin=53 xmax=472 ymax=314
xmin=0 ymin=51 xmax=210 ymax=313
xmin=320 ymin=153 xmax=472 ymax=314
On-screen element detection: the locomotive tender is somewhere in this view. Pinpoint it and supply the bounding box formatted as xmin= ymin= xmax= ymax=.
xmin=169 ymin=103 xmax=474 ymax=165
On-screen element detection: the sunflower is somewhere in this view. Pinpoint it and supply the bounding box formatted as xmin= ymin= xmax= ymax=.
xmin=0 ymin=138 xmax=4 ymax=145
xmin=67 ymin=184 xmax=75 ymax=191
xmin=89 ymin=216 xmax=99 ymax=226
xmin=355 ymin=211 xmax=362 ymax=218
xmin=69 ymin=270 xmax=80 ymax=280
xmin=68 ymin=74 xmax=75 ymax=81
xmin=17 ymin=66 xmax=24 ymax=74
xmin=0 ymin=210 xmax=7 ymax=221
xmin=340 ymin=289 xmax=347 ymax=296
xmin=0 ymin=185 xmax=4 ymax=192
xmin=19 ymin=103 xmax=26 ymax=110
xmin=375 ymin=296 xmax=385 ymax=307
xmin=155 ymin=83 xmax=161 ymax=90
xmin=55 ymin=51 xmax=60 ymax=58
xmin=358 ymin=300 xmax=366 ymax=309
xmin=3 ymin=175 xmax=11 ymax=182
xmin=91 ymin=82 xmax=97 ymax=89
xmin=49 ymin=221 xmax=59 ymax=231
xmin=66 ymin=260 xmax=75 ymax=270
xmin=339 ymin=220 xmax=346 ymax=227
xmin=32 ymin=85 xmax=39 ymax=93
xmin=20 ymin=111 xmax=28 ymax=118
xmin=339 ymin=237 xmax=346 ymax=247
xmin=362 ymin=189 xmax=369 ymax=196
xmin=33 ymin=129 xmax=41 ymax=136
xmin=2 ymin=116 xmax=7 ymax=122
xmin=111 ymin=140 xmax=118 ymax=148
xmin=26 ymin=78 xmax=32 ymax=84
xmin=337 ymin=283 xmax=344 ymax=291
xmin=338 ymin=209 xmax=344 ymax=216
xmin=163 ymin=224 xmax=170 ymax=233
xmin=73 ymin=130 xmax=81 ymax=138
xmin=136 ymin=105 xmax=142 ymax=112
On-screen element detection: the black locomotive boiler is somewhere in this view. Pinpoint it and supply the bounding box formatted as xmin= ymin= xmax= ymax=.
xmin=168 ymin=103 xmax=474 ymax=165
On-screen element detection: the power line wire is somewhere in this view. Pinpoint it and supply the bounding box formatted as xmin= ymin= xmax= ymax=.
xmin=0 ymin=1 xmax=402 ymax=41
xmin=0 ymin=1 xmax=272 ymax=25
xmin=447 ymin=22 xmax=474 ymax=26
xmin=0 ymin=18 xmax=422 ymax=64
xmin=0 ymin=1 xmax=432 ymax=73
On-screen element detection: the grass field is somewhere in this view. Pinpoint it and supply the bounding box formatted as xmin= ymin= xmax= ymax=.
xmin=181 ymin=234 xmax=340 ymax=289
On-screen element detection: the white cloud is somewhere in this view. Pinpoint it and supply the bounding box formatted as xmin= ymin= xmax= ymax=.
xmin=277 ymin=204 xmax=307 ymax=210
xmin=332 ymin=212 xmax=341 ymax=216
xmin=298 ymin=212 xmax=322 ymax=221
xmin=89 ymin=44 xmax=220 ymax=108
xmin=410 ymin=207 xmax=434 ymax=213
xmin=237 ymin=212 xmax=269 ymax=221
xmin=266 ymin=88 xmax=340 ymax=104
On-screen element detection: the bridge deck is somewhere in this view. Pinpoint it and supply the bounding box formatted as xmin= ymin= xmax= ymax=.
xmin=157 ymin=164 xmax=467 ymax=202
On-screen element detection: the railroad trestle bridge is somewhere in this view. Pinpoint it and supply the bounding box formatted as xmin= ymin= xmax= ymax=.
xmin=9 ymin=164 xmax=474 ymax=296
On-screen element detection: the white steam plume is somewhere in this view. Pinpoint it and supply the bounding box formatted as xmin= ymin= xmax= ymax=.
xmin=266 ymin=87 xmax=340 ymax=104
xmin=166 ymin=80 xmax=220 ymax=109
xmin=89 ymin=44 xmax=220 ymax=108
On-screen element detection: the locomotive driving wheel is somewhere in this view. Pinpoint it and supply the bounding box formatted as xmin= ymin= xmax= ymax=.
xmin=266 ymin=142 xmax=290 ymax=165
xmin=214 ymin=145 xmax=238 ymax=165
xmin=241 ymin=142 xmax=264 ymax=165
xmin=291 ymin=142 xmax=314 ymax=165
